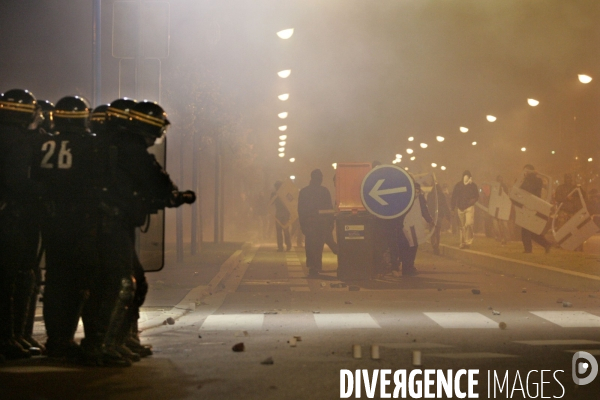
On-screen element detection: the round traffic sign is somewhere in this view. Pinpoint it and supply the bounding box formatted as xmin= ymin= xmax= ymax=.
xmin=360 ymin=165 xmax=415 ymax=219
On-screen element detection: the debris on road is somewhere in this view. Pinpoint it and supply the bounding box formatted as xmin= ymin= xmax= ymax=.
xmin=235 ymin=331 xmax=250 ymax=337
xmin=492 ymin=310 xmax=501 ymax=316
xmin=371 ymin=345 xmax=380 ymax=360
xmin=471 ymin=289 xmax=481 ymax=295
xmin=499 ymin=322 xmax=507 ymax=330
xmin=294 ymin=336 xmax=302 ymax=342
xmin=198 ymin=335 xmax=202 ymax=339
xmin=412 ymin=350 xmax=422 ymax=366
xmin=320 ymin=282 xmax=326 ymax=287
xmin=232 ymin=343 xmax=245 ymax=352
xmin=288 ymin=337 xmax=297 ymax=347
xmin=353 ymin=345 xmax=362 ymax=359
xmin=345 ymin=301 xmax=352 ymax=305
xmin=331 ymin=283 xmax=348 ymax=288
xmin=163 ymin=317 xmax=175 ymax=325
xmin=312 ymin=311 xmax=320 ymax=314
xmin=263 ymin=311 xmax=278 ymax=315
xmin=522 ymin=288 xmax=527 ymax=293
xmin=261 ymin=357 xmax=274 ymax=365
xmin=562 ymin=301 xmax=573 ymax=308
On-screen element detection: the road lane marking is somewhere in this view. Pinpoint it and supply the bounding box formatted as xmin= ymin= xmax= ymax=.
xmin=530 ymin=311 xmax=600 ymax=328
xmin=313 ymin=313 xmax=380 ymax=329
xmin=200 ymin=314 xmax=264 ymax=330
xmin=424 ymin=312 xmax=497 ymax=329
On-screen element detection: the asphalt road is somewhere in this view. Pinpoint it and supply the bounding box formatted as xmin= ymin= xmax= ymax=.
xmin=2 ymin=242 xmax=599 ymax=400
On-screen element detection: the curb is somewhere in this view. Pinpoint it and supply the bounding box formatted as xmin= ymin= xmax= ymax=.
xmin=439 ymin=244 xmax=600 ymax=291
xmin=139 ymin=243 xmax=251 ymax=331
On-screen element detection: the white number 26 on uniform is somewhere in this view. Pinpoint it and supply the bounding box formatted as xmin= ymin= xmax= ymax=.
xmin=40 ymin=140 xmax=73 ymax=169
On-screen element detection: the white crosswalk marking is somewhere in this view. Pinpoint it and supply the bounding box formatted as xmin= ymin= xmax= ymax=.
xmin=313 ymin=313 xmax=380 ymax=329
xmin=200 ymin=314 xmax=264 ymax=330
xmin=424 ymin=312 xmax=498 ymax=329
xmin=530 ymin=311 xmax=600 ymax=328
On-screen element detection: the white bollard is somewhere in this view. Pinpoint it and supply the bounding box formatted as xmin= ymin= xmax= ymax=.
xmin=371 ymin=345 xmax=380 ymax=360
xmin=353 ymin=344 xmax=362 ymax=359
xmin=412 ymin=350 xmax=422 ymax=366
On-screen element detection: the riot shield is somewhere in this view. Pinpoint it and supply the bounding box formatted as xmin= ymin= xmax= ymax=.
xmin=407 ymin=172 xmax=438 ymax=245
xmin=136 ymin=138 xmax=166 ymax=272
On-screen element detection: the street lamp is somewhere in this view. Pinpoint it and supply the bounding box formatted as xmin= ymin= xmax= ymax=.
xmin=332 ymin=163 xmax=337 ymax=169
xmin=277 ymin=70 xmax=291 ymax=78
xmin=277 ymin=29 xmax=294 ymax=39
xmin=472 ymin=141 xmax=477 ymax=146
xmin=527 ymin=98 xmax=539 ymax=107
xmin=436 ymin=136 xmax=444 ymax=142
xmin=408 ymin=136 xmax=414 ymax=141
xmin=460 ymin=127 xmax=469 ymax=133
xmin=279 ymin=141 xmax=286 ymax=146
xmin=279 ymin=135 xmax=287 ymax=140
xmin=521 ymin=147 xmax=526 ymax=152
xmin=578 ymin=74 xmax=592 ymax=84
xmin=278 ymin=93 xmax=289 ymax=101
xmin=406 ymin=148 xmax=413 ymax=154
xmin=278 ymin=112 xmax=288 ymax=119
xmin=278 ymin=153 xmax=285 ymax=157
xmin=410 ymin=156 xmax=416 ymax=161
xmin=420 ymin=143 xmax=428 ymax=149
xmin=279 ymin=125 xmax=287 ymax=131
xmin=278 ymin=147 xmax=285 ymax=152
xmin=431 ymin=163 xmax=437 ymax=168
xmin=441 ymin=166 xmax=446 ymax=171
xmin=289 ymin=158 xmax=295 ymax=162
xmin=588 ymin=158 xmax=593 ymax=162
xmin=486 ymin=115 xmax=497 ymax=122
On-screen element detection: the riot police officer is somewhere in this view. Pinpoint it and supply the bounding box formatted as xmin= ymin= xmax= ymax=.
xmin=0 ymin=89 xmax=43 ymax=360
xmin=32 ymin=95 xmax=99 ymax=360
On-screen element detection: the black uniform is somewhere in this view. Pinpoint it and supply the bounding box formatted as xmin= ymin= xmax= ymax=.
xmin=31 ymin=128 xmax=101 ymax=357
xmin=0 ymin=125 xmax=42 ymax=359
xmin=520 ymin=172 xmax=551 ymax=253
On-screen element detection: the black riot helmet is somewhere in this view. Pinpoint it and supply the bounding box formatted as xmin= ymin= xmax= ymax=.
xmin=90 ymin=104 xmax=109 ymax=135
xmin=36 ymin=100 xmax=55 ymax=132
xmin=129 ymin=100 xmax=170 ymax=140
xmin=0 ymin=89 xmax=39 ymax=127
xmin=53 ymin=96 xmax=91 ymax=132
xmin=106 ymin=98 xmax=137 ymax=131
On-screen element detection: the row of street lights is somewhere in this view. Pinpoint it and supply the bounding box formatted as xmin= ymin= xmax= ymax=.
xmin=275 ymin=28 xmax=296 ymax=175
xmin=390 ymin=74 xmax=594 ymax=173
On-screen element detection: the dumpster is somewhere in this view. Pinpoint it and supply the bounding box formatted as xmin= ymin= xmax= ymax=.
xmin=335 ymin=163 xmax=373 ymax=281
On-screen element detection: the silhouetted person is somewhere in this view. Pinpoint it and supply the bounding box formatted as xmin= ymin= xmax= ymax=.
xmin=298 ymin=169 xmax=333 ymax=276
xmin=271 ymin=181 xmax=292 ymax=252
xmin=519 ymin=165 xmax=551 ymax=254
xmin=450 ymin=170 xmax=479 ymax=249
xmin=427 ymin=183 xmax=451 ymax=255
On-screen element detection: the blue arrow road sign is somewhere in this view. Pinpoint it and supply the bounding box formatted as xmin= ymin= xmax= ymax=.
xmin=361 ymin=165 xmax=415 ymax=219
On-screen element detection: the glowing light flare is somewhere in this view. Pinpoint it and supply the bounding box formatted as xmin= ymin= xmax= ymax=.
xmin=441 ymin=166 xmax=446 ymax=171
xmin=410 ymin=156 xmax=416 ymax=161
xmin=278 ymin=93 xmax=289 ymax=101
xmin=436 ymin=136 xmax=444 ymax=142
xmin=460 ymin=127 xmax=469 ymax=133
xmin=396 ymin=154 xmax=402 ymax=159
xmin=289 ymin=158 xmax=295 ymax=163
xmin=278 ymin=153 xmax=285 ymax=158
xmin=290 ymin=175 xmax=296 ymax=180
xmin=278 ymin=125 xmax=287 ymax=131
xmin=527 ymin=98 xmax=539 ymax=107
xmin=521 ymin=147 xmax=526 ymax=152
xmin=551 ymin=151 xmax=555 ymax=155
xmin=578 ymin=74 xmax=592 ymax=84
xmin=420 ymin=143 xmax=428 ymax=149
xmin=278 ymin=147 xmax=285 ymax=152
xmin=278 ymin=112 xmax=288 ymax=119
xmin=276 ymin=29 xmax=294 ymax=39
xmin=588 ymin=158 xmax=593 ymax=162
xmin=486 ymin=115 xmax=497 ymax=122
xmin=408 ymin=137 xmax=414 ymax=141
xmin=404 ymin=167 xmax=409 ymax=171
xmin=279 ymin=135 xmax=287 ymax=140
xmin=277 ymin=70 xmax=291 ymax=78
xmin=279 ymin=141 xmax=286 ymax=146
xmin=406 ymin=148 xmax=414 ymax=154
xmin=332 ymin=163 xmax=337 ymax=170
xmin=472 ymin=142 xmax=477 ymax=146
xmin=431 ymin=163 xmax=437 ymax=168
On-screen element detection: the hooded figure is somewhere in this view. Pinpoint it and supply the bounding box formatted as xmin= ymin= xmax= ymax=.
xmin=451 ymin=170 xmax=479 ymax=248
xmin=298 ymin=169 xmax=333 ymax=276
xmin=271 ymin=180 xmax=292 ymax=252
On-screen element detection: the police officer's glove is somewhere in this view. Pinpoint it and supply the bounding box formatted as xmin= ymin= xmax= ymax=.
xmin=169 ymin=190 xmax=196 ymax=207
